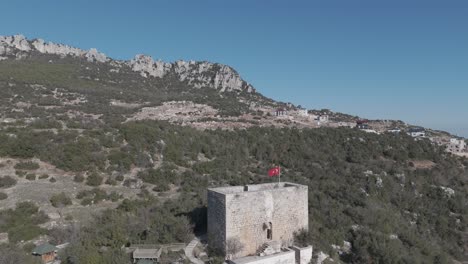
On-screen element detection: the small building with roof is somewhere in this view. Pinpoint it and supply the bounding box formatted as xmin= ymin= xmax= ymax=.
xmin=387 ymin=128 xmax=401 ymax=134
xmin=317 ymin=114 xmax=329 ymax=123
xmin=297 ymin=108 xmax=308 ymax=117
xmin=133 ymin=248 xmax=161 ymax=263
xmin=447 ymin=138 xmax=467 ymax=153
xmin=409 ymin=127 xmax=426 ymax=138
xmin=32 ymin=243 xmax=57 ymax=264
xmin=273 ymin=108 xmax=288 ymax=117
xmin=356 ymin=119 xmax=370 ymax=130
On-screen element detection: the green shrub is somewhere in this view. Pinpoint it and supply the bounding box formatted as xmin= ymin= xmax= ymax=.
xmin=14 ymin=161 xmax=40 ymax=170
xmin=22 ymin=242 xmax=36 ymax=253
xmin=123 ymin=179 xmax=138 ymax=188
xmin=15 ymin=170 xmax=26 ymax=177
xmin=74 ymin=174 xmax=85 ymax=183
xmin=108 ymin=149 xmax=134 ymax=171
xmin=105 ymin=178 xmax=117 ymax=186
xmin=50 ymin=192 xmax=72 ymax=208
xmin=81 ymin=198 xmax=93 ymax=206
xmin=8 ymin=224 xmax=46 ymax=243
xmin=76 ymin=190 xmax=88 ymax=200
xmin=153 ymin=183 xmax=170 ymax=192
xmin=115 ymin=175 xmax=124 ymax=181
xmin=86 ymin=172 xmax=103 ymax=186
xmin=39 ymin=174 xmax=49 ymax=179
xmin=25 ymin=174 xmax=36 ymax=181
xmin=76 ymin=188 xmax=121 ymax=205
xmin=294 ymin=229 xmax=312 ymax=247
xmin=0 ymin=192 xmax=7 ymax=200
xmin=49 ymin=177 xmax=56 ymax=183
xmin=0 ymin=202 xmax=49 ymax=242
xmin=108 ymin=191 xmax=122 ymax=202
xmin=0 ymin=176 xmax=17 ymax=188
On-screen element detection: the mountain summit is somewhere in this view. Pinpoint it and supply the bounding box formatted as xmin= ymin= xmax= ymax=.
xmin=0 ymin=34 xmax=254 ymax=93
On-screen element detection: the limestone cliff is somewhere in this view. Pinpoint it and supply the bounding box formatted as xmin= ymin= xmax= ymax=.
xmin=0 ymin=34 xmax=255 ymax=93
xmin=0 ymin=35 xmax=108 ymax=63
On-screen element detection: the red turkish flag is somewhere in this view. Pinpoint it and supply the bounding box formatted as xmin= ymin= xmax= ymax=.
xmin=268 ymin=166 xmax=280 ymax=177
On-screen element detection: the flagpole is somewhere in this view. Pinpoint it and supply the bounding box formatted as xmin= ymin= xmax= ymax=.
xmin=278 ymin=166 xmax=281 ymax=184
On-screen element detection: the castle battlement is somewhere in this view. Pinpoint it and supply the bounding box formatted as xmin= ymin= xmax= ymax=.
xmin=208 ymin=182 xmax=307 ymax=195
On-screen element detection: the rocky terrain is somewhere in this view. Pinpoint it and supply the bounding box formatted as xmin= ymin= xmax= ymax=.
xmin=2 ymin=35 xmax=466 ymax=139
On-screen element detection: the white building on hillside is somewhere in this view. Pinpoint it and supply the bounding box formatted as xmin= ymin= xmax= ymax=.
xmin=297 ymin=109 xmax=308 ymax=117
xmin=315 ymin=114 xmax=329 ymax=124
xmin=409 ymin=127 xmax=426 ymax=138
xmin=447 ymin=138 xmax=467 ymax=153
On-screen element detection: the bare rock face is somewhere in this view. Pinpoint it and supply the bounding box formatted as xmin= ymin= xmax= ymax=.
xmin=0 ymin=35 xmax=255 ymax=93
xmin=0 ymin=35 xmax=31 ymax=53
xmin=213 ymin=64 xmax=250 ymax=92
xmin=0 ymin=35 xmax=108 ymax=62
xmin=32 ymin=38 xmax=84 ymax=57
xmin=85 ymin=48 xmax=108 ymax=63
xmin=129 ymin=54 xmax=172 ymax=78
xmin=172 ymin=60 xmax=255 ymax=92
xmin=128 ymin=55 xmax=255 ymax=93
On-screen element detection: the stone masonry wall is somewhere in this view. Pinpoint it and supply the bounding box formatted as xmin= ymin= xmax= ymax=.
xmin=207 ymin=190 xmax=226 ymax=254
xmin=208 ymin=183 xmax=308 ymax=258
xmin=231 ymin=250 xmax=296 ymax=264
xmin=208 ymin=183 xmax=309 ymax=258
xmin=292 ymin=246 xmax=313 ymax=264
xmin=226 ymin=184 xmax=308 ymax=256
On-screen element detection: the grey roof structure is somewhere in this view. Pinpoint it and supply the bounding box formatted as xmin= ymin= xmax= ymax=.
xmin=32 ymin=243 xmax=57 ymax=255
xmin=133 ymin=248 xmax=161 ymax=260
xmin=136 ymin=260 xmax=155 ymax=264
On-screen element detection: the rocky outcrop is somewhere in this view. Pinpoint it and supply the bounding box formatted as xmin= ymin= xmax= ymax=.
xmin=128 ymin=55 xmax=255 ymax=93
xmin=0 ymin=35 xmax=255 ymax=93
xmin=0 ymin=35 xmax=31 ymax=52
xmin=129 ymin=54 xmax=172 ymax=78
xmin=0 ymin=34 xmax=108 ymax=62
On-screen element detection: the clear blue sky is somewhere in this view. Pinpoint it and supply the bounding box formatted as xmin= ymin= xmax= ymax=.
xmin=1 ymin=0 xmax=467 ymax=136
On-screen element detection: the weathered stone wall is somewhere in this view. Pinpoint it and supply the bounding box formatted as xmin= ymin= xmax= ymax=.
xmin=231 ymin=250 xmax=296 ymax=264
xmin=207 ymin=189 xmax=226 ymax=254
xmin=291 ymin=245 xmax=313 ymax=264
xmin=208 ymin=182 xmax=308 ymax=257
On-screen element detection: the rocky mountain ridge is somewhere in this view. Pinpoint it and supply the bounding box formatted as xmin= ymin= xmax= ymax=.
xmin=0 ymin=34 xmax=254 ymax=93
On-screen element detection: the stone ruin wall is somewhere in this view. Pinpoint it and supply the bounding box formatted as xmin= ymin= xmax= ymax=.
xmin=208 ymin=183 xmax=308 ymax=258
xmin=207 ymin=189 xmax=226 ymax=253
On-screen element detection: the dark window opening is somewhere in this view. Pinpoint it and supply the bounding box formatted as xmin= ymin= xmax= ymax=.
xmin=267 ymin=222 xmax=273 ymax=240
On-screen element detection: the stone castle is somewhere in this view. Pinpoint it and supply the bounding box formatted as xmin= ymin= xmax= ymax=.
xmin=207 ymin=182 xmax=312 ymax=263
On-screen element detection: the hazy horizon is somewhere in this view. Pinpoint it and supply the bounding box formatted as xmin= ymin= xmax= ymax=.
xmin=1 ymin=0 xmax=467 ymax=137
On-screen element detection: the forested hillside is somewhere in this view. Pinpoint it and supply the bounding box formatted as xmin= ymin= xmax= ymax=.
xmin=0 ymin=36 xmax=467 ymax=264
xmin=1 ymin=119 xmax=467 ymax=263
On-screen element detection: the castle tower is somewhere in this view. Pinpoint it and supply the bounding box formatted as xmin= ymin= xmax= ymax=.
xmin=207 ymin=182 xmax=309 ymax=258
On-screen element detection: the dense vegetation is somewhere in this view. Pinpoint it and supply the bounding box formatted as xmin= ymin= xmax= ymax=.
xmin=50 ymin=192 xmax=73 ymax=208
xmin=0 ymin=202 xmax=48 ymax=243
xmin=83 ymin=125 xmax=468 ymax=263
xmin=0 ymin=55 xmax=466 ymax=263
xmin=14 ymin=161 xmax=40 ymax=170
xmin=2 ymin=120 xmax=466 ymax=263
xmin=0 ymin=176 xmax=17 ymax=188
